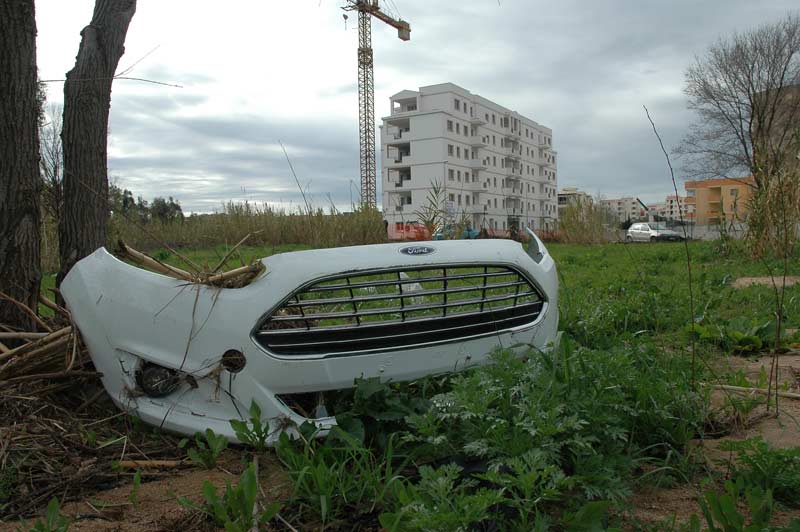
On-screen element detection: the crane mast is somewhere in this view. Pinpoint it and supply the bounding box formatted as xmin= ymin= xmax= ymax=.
xmin=343 ymin=1 xmax=410 ymax=210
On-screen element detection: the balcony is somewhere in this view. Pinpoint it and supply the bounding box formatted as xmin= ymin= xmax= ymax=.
xmin=470 ymin=136 xmax=487 ymax=147
xmin=470 ymin=159 xmax=487 ymax=170
xmin=387 ymin=128 xmax=411 ymax=142
xmin=469 ymin=115 xmax=487 ymax=125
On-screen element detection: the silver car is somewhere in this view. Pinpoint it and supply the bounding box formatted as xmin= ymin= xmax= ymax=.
xmin=625 ymin=222 xmax=685 ymax=242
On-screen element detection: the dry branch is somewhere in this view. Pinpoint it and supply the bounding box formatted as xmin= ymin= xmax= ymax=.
xmin=116 ymin=240 xmax=265 ymax=288
xmin=705 ymin=383 xmax=800 ymax=400
xmin=116 ymin=240 xmax=194 ymax=281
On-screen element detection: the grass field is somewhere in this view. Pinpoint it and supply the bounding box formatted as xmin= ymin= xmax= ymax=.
xmin=18 ymin=238 xmax=800 ymax=531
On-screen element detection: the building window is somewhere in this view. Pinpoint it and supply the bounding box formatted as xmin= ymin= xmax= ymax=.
xmin=456 ymin=146 xmax=461 ymax=158
xmin=454 ymin=98 xmax=460 ymax=111
xmin=448 ymin=169 xmax=454 ymax=181
xmin=457 ymin=194 xmax=462 ymax=206
xmin=457 ymin=170 xmax=461 ymax=181
xmin=492 ymin=114 xmax=496 ymax=124
xmin=493 ymin=177 xmax=497 ymax=187
xmin=449 ymin=193 xmax=455 ymax=202
xmin=466 ymin=195 xmax=470 ymax=206
xmin=447 ymin=120 xmax=453 ymax=132
xmin=492 ymin=135 xmax=496 ymax=146
xmin=492 ymin=156 xmax=497 ymax=166
xmin=494 ymin=198 xmax=498 ymax=208
xmin=456 ymin=123 xmax=460 ymax=134
xmin=448 ymin=144 xmax=454 ymax=156
xmin=465 ymin=171 xmax=470 ymax=181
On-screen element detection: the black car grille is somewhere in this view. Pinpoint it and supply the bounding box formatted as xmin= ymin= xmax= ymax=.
xmin=254 ymin=265 xmax=545 ymax=356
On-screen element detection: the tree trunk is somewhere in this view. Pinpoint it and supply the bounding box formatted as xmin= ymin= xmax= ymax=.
xmin=0 ymin=0 xmax=42 ymax=330
xmin=57 ymin=0 xmax=136 ymax=286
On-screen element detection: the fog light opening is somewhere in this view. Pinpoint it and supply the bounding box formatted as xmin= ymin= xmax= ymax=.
xmin=137 ymin=362 xmax=181 ymax=398
xmin=221 ymin=349 xmax=246 ymax=373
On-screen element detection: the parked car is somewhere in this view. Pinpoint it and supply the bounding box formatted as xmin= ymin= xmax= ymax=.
xmin=432 ymin=224 xmax=480 ymax=240
xmin=62 ymin=231 xmax=559 ymax=443
xmin=626 ymin=222 xmax=685 ymax=242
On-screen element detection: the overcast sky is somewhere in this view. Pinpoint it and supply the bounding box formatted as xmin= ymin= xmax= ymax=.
xmin=34 ymin=0 xmax=797 ymax=212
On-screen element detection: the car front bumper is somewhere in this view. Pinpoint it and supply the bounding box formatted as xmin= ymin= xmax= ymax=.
xmin=61 ymin=238 xmax=559 ymax=443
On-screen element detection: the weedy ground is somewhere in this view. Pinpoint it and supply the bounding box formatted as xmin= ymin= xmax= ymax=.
xmin=4 ymin=239 xmax=800 ymax=531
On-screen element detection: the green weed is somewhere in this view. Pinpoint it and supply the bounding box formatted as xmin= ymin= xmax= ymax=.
xmin=179 ymin=428 xmax=228 ymax=469
xmin=229 ymin=401 xmax=271 ymax=452
xmin=275 ymin=426 xmax=405 ymax=526
xmin=17 ymin=497 xmax=70 ymax=532
xmin=177 ymin=461 xmax=279 ymax=532
xmin=719 ymin=437 xmax=800 ymax=506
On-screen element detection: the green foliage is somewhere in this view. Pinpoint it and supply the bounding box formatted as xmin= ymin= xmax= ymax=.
xmin=18 ymin=497 xmax=70 ymax=532
xmin=129 ymin=470 xmax=142 ymax=509
xmin=687 ymin=317 xmax=777 ymax=354
xmin=0 ymin=464 xmax=18 ymax=506
xmin=177 ymin=462 xmax=279 ymax=532
xmin=403 ymin=344 xmax=706 ymax=504
xmin=379 ymin=464 xmax=505 ymax=532
xmin=332 ymin=376 xmax=431 ymax=449
xmin=179 ymin=428 xmax=228 ymax=469
xmin=275 ymin=426 xmax=405 ymax=526
xmin=229 ymin=401 xmax=270 ymax=452
xmin=720 ymin=437 xmax=800 ymax=506
xmin=698 ymin=478 xmax=774 ymax=532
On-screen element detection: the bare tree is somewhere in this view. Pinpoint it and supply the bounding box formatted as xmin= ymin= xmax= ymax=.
xmin=677 ymin=12 xmax=800 ymax=189
xmin=57 ymin=0 xmax=136 ymax=286
xmin=40 ymin=103 xmax=63 ymax=220
xmin=0 ymin=0 xmax=43 ymax=330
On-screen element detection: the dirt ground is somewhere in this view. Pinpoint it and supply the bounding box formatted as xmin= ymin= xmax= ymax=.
xmin=626 ymin=351 xmax=800 ymax=529
xmin=732 ymin=276 xmax=800 ymax=289
xmin=1 ymin=453 xmax=290 ymax=532
xmin=4 ymin=353 xmax=800 ymax=531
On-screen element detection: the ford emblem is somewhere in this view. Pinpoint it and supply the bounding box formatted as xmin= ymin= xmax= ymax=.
xmin=399 ymin=245 xmax=436 ymax=256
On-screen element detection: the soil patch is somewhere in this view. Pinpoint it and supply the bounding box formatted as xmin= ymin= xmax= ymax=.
xmin=732 ymin=276 xmax=800 ymax=289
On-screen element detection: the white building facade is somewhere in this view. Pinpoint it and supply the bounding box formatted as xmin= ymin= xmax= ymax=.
xmin=380 ymin=83 xmax=558 ymax=240
xmin=600 ymin=197 xmax=647 ymax=223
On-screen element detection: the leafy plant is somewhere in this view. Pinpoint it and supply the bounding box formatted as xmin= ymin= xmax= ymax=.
xmin=179 ymin=428 xmax=228 ymax=469
xmin=229 ymin=401 xmax=270 ymax=452
xmin=379 ymin=464 xmax=505 ymax=532
xmin=698 ymin=478 xmax=774 ymax=532
xmin=177 ymin=462 xmax=279 ymax=532
xmin=128 ymin=470 xmax=142 ymax=509
xmin=275 ymin=426 xmax=405 ymax=526
xmin=332 ymin=376 xmax=430 ymax=449
xmin=720 ymin=437 xmax=800 ymax=506
xmin=18 ymin=497 xmax=70 ymax=532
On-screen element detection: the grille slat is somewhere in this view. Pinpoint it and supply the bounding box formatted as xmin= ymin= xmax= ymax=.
xmin=261 ymin=308 xmax=543 ymax=355
xmin=269 ymin=290 xmax=539 ymax=323
xmin=304 ymin=270 xmax=517 ymax=292
xmin=258 ymin=300 xmax=544 ymax=337
xmin=290 ymin=280 xmax=530 ymax=307
xmin=254 ymin=264 xmax=545 ymax=356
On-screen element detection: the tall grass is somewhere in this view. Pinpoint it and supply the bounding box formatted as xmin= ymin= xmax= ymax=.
xmin=39 ymin=202 xmax=387 ymax=273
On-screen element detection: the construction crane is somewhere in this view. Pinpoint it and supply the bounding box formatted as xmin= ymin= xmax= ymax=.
xmin=342 ymin=0 xmax=410 ymax=209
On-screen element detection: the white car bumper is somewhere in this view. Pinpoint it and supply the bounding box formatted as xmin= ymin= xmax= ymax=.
xmin=61 ymin=237 xmax=558 ymax=443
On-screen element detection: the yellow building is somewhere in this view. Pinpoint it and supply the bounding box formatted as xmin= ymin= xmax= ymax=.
xmin=684 ymin=177 xmax=755 ymax=225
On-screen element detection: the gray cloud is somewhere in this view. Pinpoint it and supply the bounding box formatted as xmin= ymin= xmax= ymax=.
xmin=102 ymin=1 xmax=798 ymax=211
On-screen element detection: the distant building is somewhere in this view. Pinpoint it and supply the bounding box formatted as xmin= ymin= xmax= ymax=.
xmin=380 ymin=83 xmax=558 ymax=240
xmin=684 ymin=177 xmax=755 ymax=225
xmin=663 ymin=195 xmax=694 ymax=221
xmin=600 ymin=197 xmax=648 ymax=223
xmin=557 ymin=187 xmax=592 ymax=218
